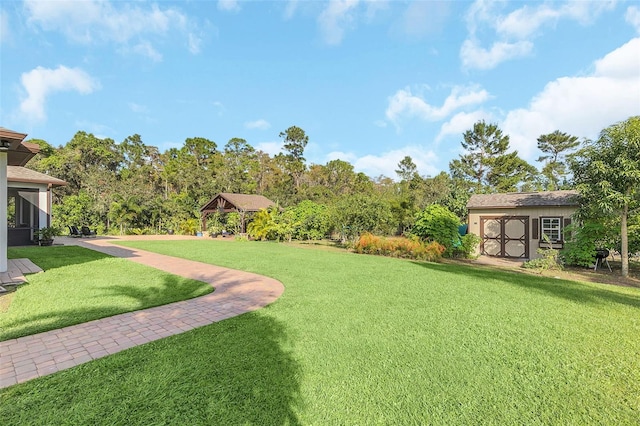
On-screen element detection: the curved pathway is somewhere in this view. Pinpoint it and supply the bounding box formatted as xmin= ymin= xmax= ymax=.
xmin=0 ymin=237 xmax=284 ymax=389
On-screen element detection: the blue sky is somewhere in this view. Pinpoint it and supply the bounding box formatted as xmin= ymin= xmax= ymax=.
xmin=1 ymin=0 xmax=639 ymax=179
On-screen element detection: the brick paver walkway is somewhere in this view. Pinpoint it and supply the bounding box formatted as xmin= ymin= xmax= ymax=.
xmin=0 ymin=237 xmax=284 ymax=389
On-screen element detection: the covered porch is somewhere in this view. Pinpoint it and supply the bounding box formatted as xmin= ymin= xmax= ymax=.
xmin=0 ymin=127 xmax=67 ymax=272
xmin=7 ymin=166 xmax=66 ymax=246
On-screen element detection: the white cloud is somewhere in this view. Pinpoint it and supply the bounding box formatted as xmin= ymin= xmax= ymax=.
xmin=460 ymin=38 xmax=533 ymax=70
xmin=318 ymin=0 xmax=359 ymax=45
xmin=496 ymin=5 xmax=560 ymax=39
xmin=626 ymin=6 xmax=640 ymax=33
xmin=436 ymin=110 xmax=494 ymax=143
xmin=314 ymin=0 xmax=386 ymax=45
xmin=326 ymin=150 xmax=357 ymax=163
xmin=501 ymin=37 xmax=640 ymax=161
xmin=461 ymin=0 xmax=615 ymax=70
xmin=218 ymin=0 xmax=241 ymax=12
xmin=19 ymin=65 xmax=100 ymax=122
xmin=131 ymin=41 xmax=162 ymax=62
xmin=386 ymin=85 xmax=491 ymax=125
xmin=348 ymin=146 xmax=439 ymax=179
xmin=560 ymin=1 xmax=616 ymax=25
xmin=327 ymin=146 xmax=438 ymax=178
xmin=24 ymin=0 xmax=200 ymax=58
xmin=255 ymin=141 xmax=282 ymax=156
xmin=245 ymin=119 xmax=271 ymax=130
xmin=497 ymin=1 xmax=615 ymax=39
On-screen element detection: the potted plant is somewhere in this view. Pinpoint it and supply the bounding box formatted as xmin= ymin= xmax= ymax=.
xmin=34 ymin=226 xmax=59 ymax=246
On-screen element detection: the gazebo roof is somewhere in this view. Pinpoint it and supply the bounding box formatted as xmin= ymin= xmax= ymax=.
xmin=200 ymin=193 xmax=277 ymax=213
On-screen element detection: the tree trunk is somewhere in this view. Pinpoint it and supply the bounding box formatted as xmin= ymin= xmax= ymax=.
xmin=621 ymin=203 xmax=629 ymax=278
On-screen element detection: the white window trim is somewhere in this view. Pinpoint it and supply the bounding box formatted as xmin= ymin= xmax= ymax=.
xmin=541 ymin=217 xmax=562 ymax=243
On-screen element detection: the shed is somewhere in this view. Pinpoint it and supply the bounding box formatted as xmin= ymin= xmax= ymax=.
xmin=467 ymin=190 xmax=579 ymax=259
xmin=200 ymin=193 xmax=277 ymax=233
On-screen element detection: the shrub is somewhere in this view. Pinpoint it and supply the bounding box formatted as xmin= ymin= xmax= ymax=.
xmin=206 ymin=211 xmax=225 ymax=235
xmin=411 ymin=204 xmax=460 ymax=257
xmin=456 ymin=233 xmax=481 ymax=259
xmin=126 ymin=227 xmax=152 ymax=235
xmin=291 ymin=200 xmax=330 ymax=240
xmin=179 ymin=218 xmax=200 ymax=236
xmin=523 ymin=245 xmax=563 ymax=273
xmin=330 ymin=194 xmax=394 ymax=243
xmin=226 ymin=212 xmax=243 ymax=235
xmin=353 ymin=233 xmax=445 ymax=262
xmin=562 ymin=220 xmax=612 ymax=267
xmin=247 ymin=207 xmax=279 ymax=241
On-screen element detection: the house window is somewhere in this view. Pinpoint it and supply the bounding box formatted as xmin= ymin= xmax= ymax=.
xmin=541 ymin=217 xmax=562 ymax=242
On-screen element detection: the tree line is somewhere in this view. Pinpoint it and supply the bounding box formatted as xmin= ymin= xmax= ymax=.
xmin=28 ymin=117 xmax=639 ymax=275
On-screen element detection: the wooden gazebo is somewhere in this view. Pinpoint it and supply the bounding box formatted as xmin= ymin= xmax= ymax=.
xmin=200 ymin=193 xmax=277 ymax=233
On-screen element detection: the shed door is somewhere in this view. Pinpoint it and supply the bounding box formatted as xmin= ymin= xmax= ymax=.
xmin=480 ymin=216 xmax=529 ymax=258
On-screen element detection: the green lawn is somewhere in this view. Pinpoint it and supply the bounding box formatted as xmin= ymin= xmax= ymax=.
xmin=2 ymin=240 xmax=639 ymax=424
xmin=0 ymin=246 xmax=212 ymax=341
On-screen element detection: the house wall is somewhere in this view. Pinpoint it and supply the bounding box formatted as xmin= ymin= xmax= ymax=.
xmin=467 ymin=206 xmax=577 ymax=259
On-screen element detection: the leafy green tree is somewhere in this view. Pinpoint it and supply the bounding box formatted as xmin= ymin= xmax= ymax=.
xmin=563 ymin=220 xmax=616 ymax=267
xmin=290 ymin=200 xmax=330 ymax=240
xmin=622 ymin=215 xmax=640 ymax=258
xmin=537 ymin=130 xmax=581 ymax=190
xmin=395 ymin=156 xmax=419 ymax=182
xmin=449 ymin=120 xmax=537 ymax=193
xmin=570 ymin=116 xmax=640 ymax=277
xmin=330 ymin=194 xmax=393 ymax=242
xmin=488 ymin=151 xmax=539 ymax=192
xmin=449 ymin=121 xmax=509 ymax=192
xmin=160 ymin=140 xmax=220 ymax=205
xmin=251 ymin=151 xmax=285 ymax=198
xmin=51 ymin=191 xmax=102 ymax=232
xmin=36 ymin=131 xmax=122 ymax=195
xmin=221 ymin=138 xmax=257 ymax=193
xmin=24 ymin=138 xmax=55 ymax=157
xmin=411 ymin=204 xmax=461 ymax=257
xmin=183 ymin=137 xmax=218 ymax=168
xmin=278 ymin=126 xmax=309 ymax=192
xmin=274 ymin=209 xmax=300 ymax=242
xmin=391 ymin=156 xmax=424 ymax=235
xmin=416 ymin=173 xmax=470 ymax=221
xmin=108 ymin=196 xmax=143 ymax=235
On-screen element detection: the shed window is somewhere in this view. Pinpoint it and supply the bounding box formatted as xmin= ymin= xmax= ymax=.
xmin=541 ymin=217 xmax=562 ymax=242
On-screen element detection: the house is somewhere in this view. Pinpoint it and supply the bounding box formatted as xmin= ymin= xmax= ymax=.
xmin=8 ymin=165 xmax=67 ymax=246
xmin=0 ymin=127 xmax=67 ymax=271
xmin=200 ymin=193 xmax=277 ymax=233
xmin=466 ymin=190 xmax=579 ymax=259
